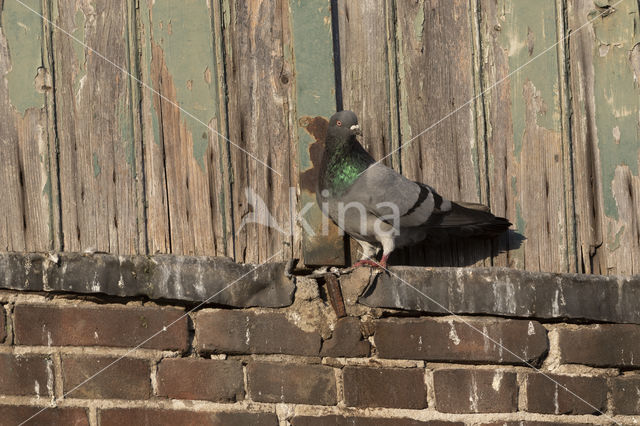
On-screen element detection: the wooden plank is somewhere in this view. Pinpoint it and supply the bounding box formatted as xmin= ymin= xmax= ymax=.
xmin=292 ymin=0 xmax=346 ymax=266
xmin=221 ymin=0 xmax=297 ymax=263
xmin=567 ymin=0 xmax=640 ymax=275
xmin=337 ymin=0 xmax=398 ymax=164
xmin=0 ymin=0 xmax=57 ymax=251
xmin=478 ymin=0 xmax=573 ymax=272
xmin=52 ymin=0 xmax=143 ymax=254
xmin=137 ymin=0 xmax=228 ymax=256
xmin=394 ymin=0 xmax=490 ymax=267
xmin=336 ymin=0 xmax=400 ymax=264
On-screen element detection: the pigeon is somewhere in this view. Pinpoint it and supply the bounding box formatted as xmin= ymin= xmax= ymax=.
xmin=316 ymin=110 xmax=511 ymax=269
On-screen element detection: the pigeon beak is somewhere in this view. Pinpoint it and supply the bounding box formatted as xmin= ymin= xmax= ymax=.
xmin=350 ymin=124 xmax=362 ymax=136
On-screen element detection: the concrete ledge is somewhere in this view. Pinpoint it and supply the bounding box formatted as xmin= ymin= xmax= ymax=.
xmin=2 ymin=253 xmax=639 ymax=324
xmin=355 ymin=267 xmax=640 ymax=324
xmin=0 ymin=252 xmax=294 ymax=308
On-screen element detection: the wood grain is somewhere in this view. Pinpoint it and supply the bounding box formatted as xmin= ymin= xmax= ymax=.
xmin=337 ymin=0 xmax=397 ymax=264
xmin=567 ymin=0 xmax=640 ymax=274
xmin=52 ymin=0 xmax=143 ymax=254
xmin=0 ymin=0 xmax=57 ymax=251
xmin=392 ymin=0 xmax=491 ymax=266
xmin=137 ymin=0 xmax=227 ymax=256
xmin=478 ymin=0 xmax=574 ymax=272
xmin=0 ymin=0 xmax=637 ymax=276
xmin=223 ymin=0 xmax=295 ymax=263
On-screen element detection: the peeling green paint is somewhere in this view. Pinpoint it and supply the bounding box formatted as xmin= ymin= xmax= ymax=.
xmin=150 ymin=0 xmax=221 ymax=170
xmin=609 ymin=224 xmax=625 ymax=251
xmin=591 ymin=1 xmax=640 ymax=219
xmin=42 ymin=174 xmax=51 ymax=197
xmin=515 ymin=200 xmax=525 ymax=233
xmin=138 ymin=1 xmax=162 ymax=147
xmin=292 ymin=0 xmax=335 ymax=170
xmin=3 ymin=0 xmax=45 ymax=114
xmin=117 ymin=92 xmax=135 ymax=168
xmin=291 ymin=0 xmax=344 ymax=265
xmin=93 ymin=153 xmax=101 ymax=177
xmin=497 ymin=0 xmax=562 ymax=158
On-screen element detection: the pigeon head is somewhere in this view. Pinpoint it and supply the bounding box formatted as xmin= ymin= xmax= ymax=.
xmin=328 ymin=110 xmax=362 ymax=139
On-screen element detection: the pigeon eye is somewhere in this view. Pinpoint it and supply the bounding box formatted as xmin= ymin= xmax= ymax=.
xmin=336 ymin=120 xmax=342 ymax=127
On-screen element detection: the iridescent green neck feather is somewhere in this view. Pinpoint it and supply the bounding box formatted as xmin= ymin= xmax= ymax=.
xmin=319 ymin=134 xmax=374 ymax=197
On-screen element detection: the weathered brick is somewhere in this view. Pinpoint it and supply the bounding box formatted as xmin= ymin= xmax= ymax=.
xmin=343 ymin=366 xmax=426 ymax=409
xmin=247 ymin=361 xmax=336 ymax=405
xmin=195 ymin=310 xmax=321 ymax=356
xmin=321 ymin=317 xmax=370 ymax=358
xmin=358 ymin=266 xmax=640 ymax=324
xmin=292 ymin=416 xmax=463 ymax=426
xmin=433 ymin=369 xmax=517 ymax=413
xmin=375 ymin=317 xmax=547 ymax=365
xmin=558 ymin=325 xmax=640 ymax=368
xmin=99 ymin=408 xmax=278 ymax=426
xmin=0 ymin=353 xmax=51 ymax=397
xmin=524 ymin=373 xmax=607 ymax=415
xmin=157 ymin=358 xmax=243 ymax=402
xmin=0 ymin=405 xmax=89 ymax=425
xmin=14 ymin=304 xmax=188 ymax=351
xmin=611 ymin=376 xmax=640 ymax=415
xmin=62 ymin=355 xmax=150 ymax=400
xmin=0 ymin=305 xmax=6 ymax=343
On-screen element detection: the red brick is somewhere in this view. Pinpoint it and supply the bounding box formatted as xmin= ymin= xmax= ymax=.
xmin=433 ymin=369 xmax=517 ymax=413
xmin=0 ymin=353 xmax=51 ymax=397
xmin=61 ymin=355 xmax=150 ymax=400
xmin=343 ymin=366 xmax=426 ymax=409
xmin=292 ymin=417 xmax=462 ymax=426
xmin=14 ymin=304 xmax=188 ymax=351
xmin=0 ymin=405 xmax=89 ymax=425
xmin=375 ymin=318 xmax=547 ymax=365
xmin=99 ymin=408 xmax=278 ymax=426
xmin=157 ymin=358 xmax=243 ymax=402
xmin=558 ymin=325 xmax=640 ymax=368
xmin=195 ymin=310 xmax=320 ymax=356
xmin=611 ymin=376 xmax=640 ymax=415
xmin=247 ymin=361 xmax=336 ymax=405
xmin=0 ymin=305 xmax=6 ymax=343
xmin=320 ymin=317 xmax=370 ymax=358
xmin=524 ymin=373 xmax=607 ymax=415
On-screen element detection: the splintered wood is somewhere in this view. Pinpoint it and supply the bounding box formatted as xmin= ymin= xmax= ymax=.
xmin=0 ymin=0 xmax=638 ymax=274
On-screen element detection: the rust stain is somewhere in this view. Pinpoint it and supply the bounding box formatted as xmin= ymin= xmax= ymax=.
xmin=324 ymin=273 xmax=346 ymax=318
xmin=299 ymin=116 xmax=329 ymax=193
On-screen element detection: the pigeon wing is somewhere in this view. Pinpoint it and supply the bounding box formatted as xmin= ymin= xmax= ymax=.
xmin=340 ymin=163 xmax=451 ymax=228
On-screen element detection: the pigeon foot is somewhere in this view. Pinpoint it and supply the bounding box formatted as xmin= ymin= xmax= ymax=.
xmin=352 ymin=259 xmax=380 ymax=268
xmin=352 ymin=254 xmax=389 ymax=270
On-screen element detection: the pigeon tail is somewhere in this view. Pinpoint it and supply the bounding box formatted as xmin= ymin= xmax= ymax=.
xmin=427 ymin=202 xmax=512 ymax=238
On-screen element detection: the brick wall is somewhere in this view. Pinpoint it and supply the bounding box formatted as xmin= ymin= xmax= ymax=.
xmin=0 ymin=254 xmax=639 ymax=425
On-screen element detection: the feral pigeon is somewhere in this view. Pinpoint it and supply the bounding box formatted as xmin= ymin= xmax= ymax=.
xmin=316 ymin=110 xmax=511 ymax=269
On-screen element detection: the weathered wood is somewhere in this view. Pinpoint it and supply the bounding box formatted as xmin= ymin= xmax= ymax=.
xmin=337 ymin=0 xmax=399 ymax=264
xmin=567 ymin=0 xmax=640 ymax=275
xmin=393 ymin=0 xmax=491 ymax=267
xmin=222 ymin=0 xmax=296 ymax=264
xmin=52 ymin=0 xmax=143 ymax=254
xmin=137 ymin=0 xmax=227 ymax=256
xmin=0 ymin=0 xmax=57 ymax=251
xmin=478 ymin=0 xmax=574 ymax=272
xmin=337 ymin=0 xmax=397 ymax=164
xmin=0 ymin=0 xmax=637 ymax=277
xmin=293 ymin=0 xmax=346 ymax=266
